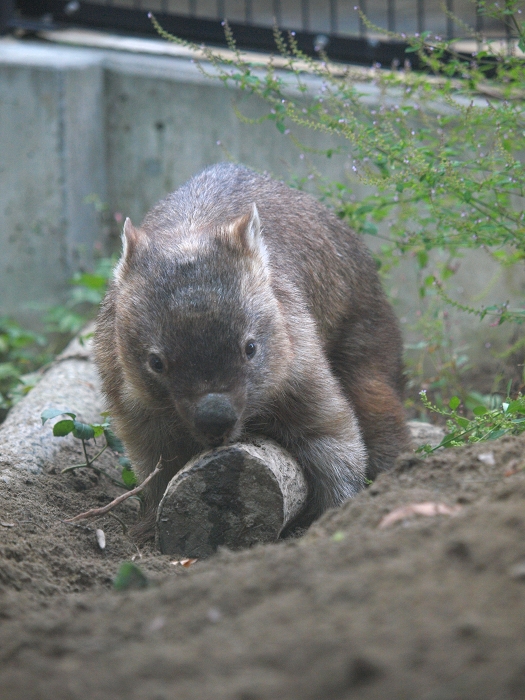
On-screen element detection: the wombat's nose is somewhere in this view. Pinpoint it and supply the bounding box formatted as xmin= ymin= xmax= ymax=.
xmin=193 ymin=393 xmax=238 ymax=443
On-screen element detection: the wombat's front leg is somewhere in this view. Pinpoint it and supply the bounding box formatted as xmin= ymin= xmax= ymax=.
xmin=265 ymin=370 xmax=368 ymax=521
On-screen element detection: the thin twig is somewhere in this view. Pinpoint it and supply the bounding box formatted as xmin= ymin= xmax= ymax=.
xmin=63 ymin=459 xmax=163 ymax=523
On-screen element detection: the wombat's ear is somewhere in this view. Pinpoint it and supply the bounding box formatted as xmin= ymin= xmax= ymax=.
xmin=228 ymin=204 xmax=267 ymax=262
xmin=114 ymin=218 xmax=140 ymax=284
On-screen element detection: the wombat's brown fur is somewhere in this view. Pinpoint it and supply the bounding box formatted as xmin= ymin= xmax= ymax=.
xmin=94 ymin=163 xmax=409 ymax=538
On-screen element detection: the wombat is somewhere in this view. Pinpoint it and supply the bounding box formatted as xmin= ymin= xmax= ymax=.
xmin=94 ymin=163 xmax=409 ymax=537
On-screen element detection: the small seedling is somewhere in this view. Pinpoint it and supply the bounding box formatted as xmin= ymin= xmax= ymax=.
xmin=41 ymin=408 xmax=137 ymax=489
xmin=113 ymin=561 xmax=149 ymax=591
xmin=417 ymin=391 xmax=525 ymax=454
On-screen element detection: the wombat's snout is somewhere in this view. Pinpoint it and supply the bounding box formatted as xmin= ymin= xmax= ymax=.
xmin=193 ymin=393 xmax=239 ymax=446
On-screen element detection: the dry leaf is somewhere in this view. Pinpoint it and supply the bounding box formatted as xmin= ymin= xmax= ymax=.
xmin=170 ymin=558 xmax=198 ymax=567
xmin=504 ymin=459 xmax=524 ymax=477
xmin=379 ymin=502 xmax=462 ymax=529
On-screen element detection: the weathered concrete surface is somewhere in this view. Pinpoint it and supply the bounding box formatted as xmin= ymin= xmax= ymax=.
xmin=0 ymin=42 xmax=107 ymax=323
xmin=156 ymin=439 xmax=308 ymax=558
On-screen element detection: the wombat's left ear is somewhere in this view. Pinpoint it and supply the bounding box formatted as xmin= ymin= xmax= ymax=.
xmin=228 ymin=204 xmax=266 ymax=261
xmin=114 ymin=217 xmax=141 ymax=283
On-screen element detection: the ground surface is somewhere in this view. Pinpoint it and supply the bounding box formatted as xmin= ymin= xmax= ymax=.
xmin=1 ymin=432 xmax=525 ymax=700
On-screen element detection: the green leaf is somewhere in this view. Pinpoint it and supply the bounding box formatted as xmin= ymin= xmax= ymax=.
xmin=119 ymin=456 xmax=132 ymax=469
xmin=104 ymin=428 xmax=125 ymax=453
xmin=121 ymin=468 xmax=137 ymax=488
xmin=91 ymin=424 xmax=105 ymax=438
xmin=53 ymin=419 xmax=75 ymax=437
xmin=276 ymin=120 xmax=286 ymax=134
xmin=437 ymin=433 xmax=459 ymax=448
xmin=455 ymin=417 xmax=471 ymax=429
xmin=449 ymin=396 xmax=460 ymax=410
xmin=0 ymin=363 xmax=19 ymax=381
xmin=417 ymin=250 xmax=428 ymax=269
xmin=361 ymin=221 xmax=378 ymax=236
xmin=72 ymin=421 xmax=95 ymax=440
xmin=487 ymin=429 xmax=507 ymax=440
xmin=113 ymin=562 xmax=149 ymax=591
xmin=41 ymin=408 xmax=76 ymax=425
xmin=473 ymin=406 xmax=488 ymax=416
xmin=507 ymin=399 xmax=525 ymax=414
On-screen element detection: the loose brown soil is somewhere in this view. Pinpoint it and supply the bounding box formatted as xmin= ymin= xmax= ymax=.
xmin=1 ymin=433 xmax=525 ymax=699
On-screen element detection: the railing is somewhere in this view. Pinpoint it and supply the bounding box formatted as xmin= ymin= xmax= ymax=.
xmin=1 ymin=1 xmax=515 ymax=69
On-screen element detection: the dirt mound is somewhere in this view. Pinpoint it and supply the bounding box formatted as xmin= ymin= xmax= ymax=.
xmin=1 ymin=431 xmax=525 ymax=699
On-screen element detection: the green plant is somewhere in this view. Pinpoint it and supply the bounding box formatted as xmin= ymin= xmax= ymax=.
xmin=41 ymin=408 xmax=137 ymax=489
xmin=0 ymin=318 xmax=49 ymax=420
xmin=418 ymin=390 xmax=525 ymax=453
xmin=44 ymin=256 xmax=116 ymax=336
xmin=113 ymin=561 xmax=149 ymax=591
xmin=0 ymin=257 xmax=116 ymax=426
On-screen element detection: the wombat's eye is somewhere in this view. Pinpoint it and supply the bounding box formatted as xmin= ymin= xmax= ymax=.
xmin=245 ymin=341 xmax=257 ymax=359
xmin=148 ymin=353 xmax=164 ymax=373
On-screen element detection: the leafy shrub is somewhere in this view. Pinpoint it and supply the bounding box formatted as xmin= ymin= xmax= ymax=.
xmin=0 ymin=318 xmax=49 ymax=421
xmin=418 ymin=390 xmax=525 ymax=453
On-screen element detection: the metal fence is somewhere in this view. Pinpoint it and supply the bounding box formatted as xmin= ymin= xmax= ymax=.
xmin=1 ymin=1 xmax=516 ymax=68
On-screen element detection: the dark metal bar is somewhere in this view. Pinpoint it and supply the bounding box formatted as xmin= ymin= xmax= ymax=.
xmin=301 ymin=0 xmax=309 ymax=32
xmin=329 ymin=0 xmax=337 ymax=34
xmin=13 ymin=0 xmax=426 ymax=68
xmin=272 ymin=0 xmax=281 ymax=26
xmin=11 ymin=0 xmax=494 ymax=75
xmin=446 ymin=0 xmax=454 ymax=40
xmin=505 ymin=0 xmax=512 ymax=51
xmin=417 ymin=0 xmax=424 ymax=35
xmin=359 ymin=0 xmax=367 ymax=37
xmin=217 ymin=0 xmax=225 ymax=20
xmin=0 ymin=0 xmax=15 ymax=34
xmin=387 ymin=0 xmax=395 ymax=33
xmin=475 ymin=0 xmax=484 ymax=34
xmin=189 ymin=0 xmax=197 ymax=17
xmin=244 ymin=0 xmax=253 ymax=23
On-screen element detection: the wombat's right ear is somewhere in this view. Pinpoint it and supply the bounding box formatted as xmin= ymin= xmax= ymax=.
xmin=227 ymin=204 xmax=268 ymax=264
xmin=114 ymin=218 xmax=140 ymax=284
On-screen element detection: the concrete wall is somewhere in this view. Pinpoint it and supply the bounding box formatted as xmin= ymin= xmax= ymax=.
xmin=0 ymin=43 xmax=107 ymax=319
xmin=0 ymin=39 xmax=355 ymax=323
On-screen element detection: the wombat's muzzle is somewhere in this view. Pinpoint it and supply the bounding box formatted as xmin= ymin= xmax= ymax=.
xmin=193 ymin=393 xmax=239 ymax=446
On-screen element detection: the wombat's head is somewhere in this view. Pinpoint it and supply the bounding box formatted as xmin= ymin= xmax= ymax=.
xmin=110 ymin=205 xmax=292 ymax=447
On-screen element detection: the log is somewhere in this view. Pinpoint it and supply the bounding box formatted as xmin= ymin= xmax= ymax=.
xmin=0 ymin=324 xmax=103 ymax=479
xmin=156 ymin=438 xmax=308 ymax=558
